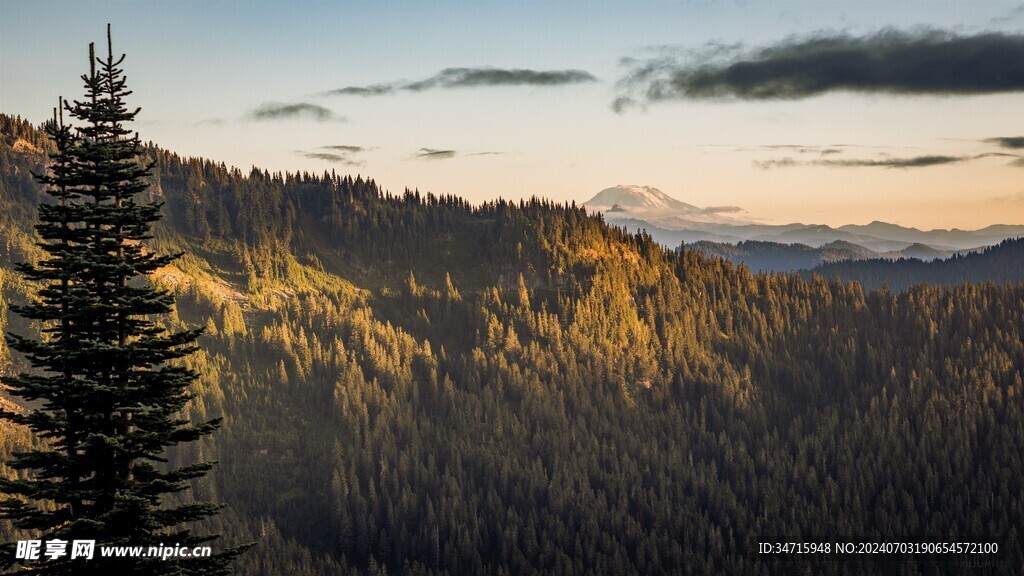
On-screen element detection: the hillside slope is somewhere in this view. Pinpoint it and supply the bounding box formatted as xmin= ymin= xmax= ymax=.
xmin=1 ymin=115 xmax=1022 ymax=575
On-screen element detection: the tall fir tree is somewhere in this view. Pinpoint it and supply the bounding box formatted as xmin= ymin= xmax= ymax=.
xmin=0 ymin=25 xmax=245 ymax=575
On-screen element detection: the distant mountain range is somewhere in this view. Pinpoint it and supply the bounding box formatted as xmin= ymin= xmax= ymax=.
xmin=584 ymin=185 xmax=1024 ymax=271
xmin=689 ymin=239 xmax=968 ymax=273
xmin=806 ymin=237 xmax=1024 ymax=291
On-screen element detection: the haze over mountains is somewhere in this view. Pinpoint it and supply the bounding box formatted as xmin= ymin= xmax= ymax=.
xmin=688 ymin=239 xmax=965 ymax=274
xmin=808 ymin=237 xmax=1024 ymax=291
xmin=585 ymin=185 xmax=1024 ymax=264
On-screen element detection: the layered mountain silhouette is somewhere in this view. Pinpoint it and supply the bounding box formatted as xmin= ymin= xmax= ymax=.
xmin=585 ymin=185 xmax=1023 ymax=271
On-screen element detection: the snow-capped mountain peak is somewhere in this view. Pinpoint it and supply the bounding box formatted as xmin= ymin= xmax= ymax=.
xmin=582 ymin=184 xmax=750 ymax=226
xmin=584 ymin=185 xmax=698 ymax=213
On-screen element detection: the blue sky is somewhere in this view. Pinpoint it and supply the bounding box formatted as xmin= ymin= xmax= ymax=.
xmin=3 ymin=1 xmax=1024 ymax=228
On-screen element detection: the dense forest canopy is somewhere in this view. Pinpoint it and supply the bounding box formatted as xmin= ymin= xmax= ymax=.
xmin=1 ymin=114 xmax=1022 ymax=575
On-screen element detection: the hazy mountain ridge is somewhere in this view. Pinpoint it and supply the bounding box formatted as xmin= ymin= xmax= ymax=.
xmin=587 ymin=185 xmax=1024 ymax=252
xmin=806 ymin=237 xmax=1024 ymax=291
xmin=688 ymin=239 xmax=979 ymax=273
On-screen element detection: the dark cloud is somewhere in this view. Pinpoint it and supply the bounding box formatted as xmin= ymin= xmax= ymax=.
xmin=327 ymin=85 xmax=395 ymax=97
xmin=756 ymin=152 xmax=1016 ymax=170
xmin=618 ymin=30 xmax=1024 ymax=106
xmin=298 ymin=152 xmax=359 ymax=165
xmin=754 ymin=157 xmax=800 ymax=170
xmin=320 ymin=145 xmax=366 ymax=153
xmin=985 ymin=136 xmax=1024 ymax=149
xmin=296 ymin=145 xmax=368 ymax=166
xmin=408 ymin=68 xmax=596 ymax=90
xmin=248 ymin=102 xmax=342 ymax=122
xmin=325 ymin=67 xmax=596 ymax=97
xmin=611 ymin=96 xmax=639 ymax=114
xmin=412 ymin=148 xmax=457 ymax=161
xmin=817 ymin=155 xmax=967 ymax=168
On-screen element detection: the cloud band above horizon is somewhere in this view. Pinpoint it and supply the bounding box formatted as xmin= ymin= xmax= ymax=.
xmin=248 ymin=102 xmax=342 ymax=122
xmin=756 ymin=152 xmax=1017 ymax=170
xmin=325 ymin=67 xmax=597 ymax=96
xmin=297 ymin=145 xmax=368 ymax=166
xmin=617 ymin=30 xmax=1024 ymax=108
xmin=411 ymin=148 xmax=457 ymax=161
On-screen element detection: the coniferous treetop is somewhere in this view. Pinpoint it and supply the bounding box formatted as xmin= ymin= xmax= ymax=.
xmin=1 ymin=25 xmax=246 ymax=576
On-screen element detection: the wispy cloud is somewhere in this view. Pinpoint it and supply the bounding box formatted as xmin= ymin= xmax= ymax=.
xmin=754 ymin=157 xmax=801 ymax=170
xmin=698 ymin=206 xmax=744 ymax=215
xmin=756 ymin=152 xmax=1017 ymax=170
xmin=411 ymin=148 xmax=457 ymax=161
xmin=296 ymin=145 xmax=368 ymax=166
xmin=299 ymin=152 xmax=357 ymax=164
xmin=329 ymin=85 xmax=394 ymax=97
xmin=406 ymin=148 xmax=503 ymax=160
xmin=754 ymin=144 xmax=849 ymax=155
xmin=325 ymin=67 xmax=596 ymax=97
xmin=320 ymin=145 xmax=367 ymax=154
xmin=698 ymin=143 xmax=863 ymax=156
xmin=818 ymin=155 xmax=969 ymax=169
xmin=759 ymin=144 xmax=829 ymax=153
xmin=991 ymin=4 xmax=1024 ymax=25
xmin=616 ymin=30 xmax=1024 ymax=109
xmin=984 ymin=136 xmax=1024 ymax=149
xmin=248 ymin=102 xmax=343 ymax=122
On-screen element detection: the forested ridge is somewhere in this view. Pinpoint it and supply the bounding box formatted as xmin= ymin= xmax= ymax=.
xmin=1 ymin=114 xmax=1022 ymax=574
xmin=806 ymin=238 xmax=1024 ymax=291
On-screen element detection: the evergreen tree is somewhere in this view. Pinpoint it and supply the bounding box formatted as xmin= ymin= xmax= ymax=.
xmin=0 ymin=26 xmax=245 ymax=575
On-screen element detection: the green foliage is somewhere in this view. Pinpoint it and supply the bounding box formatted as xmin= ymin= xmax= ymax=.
xmin=0 ymin=28 xmax=243 ymax=575
xmin=0 ymin=106 xmax=1022 ymax=574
